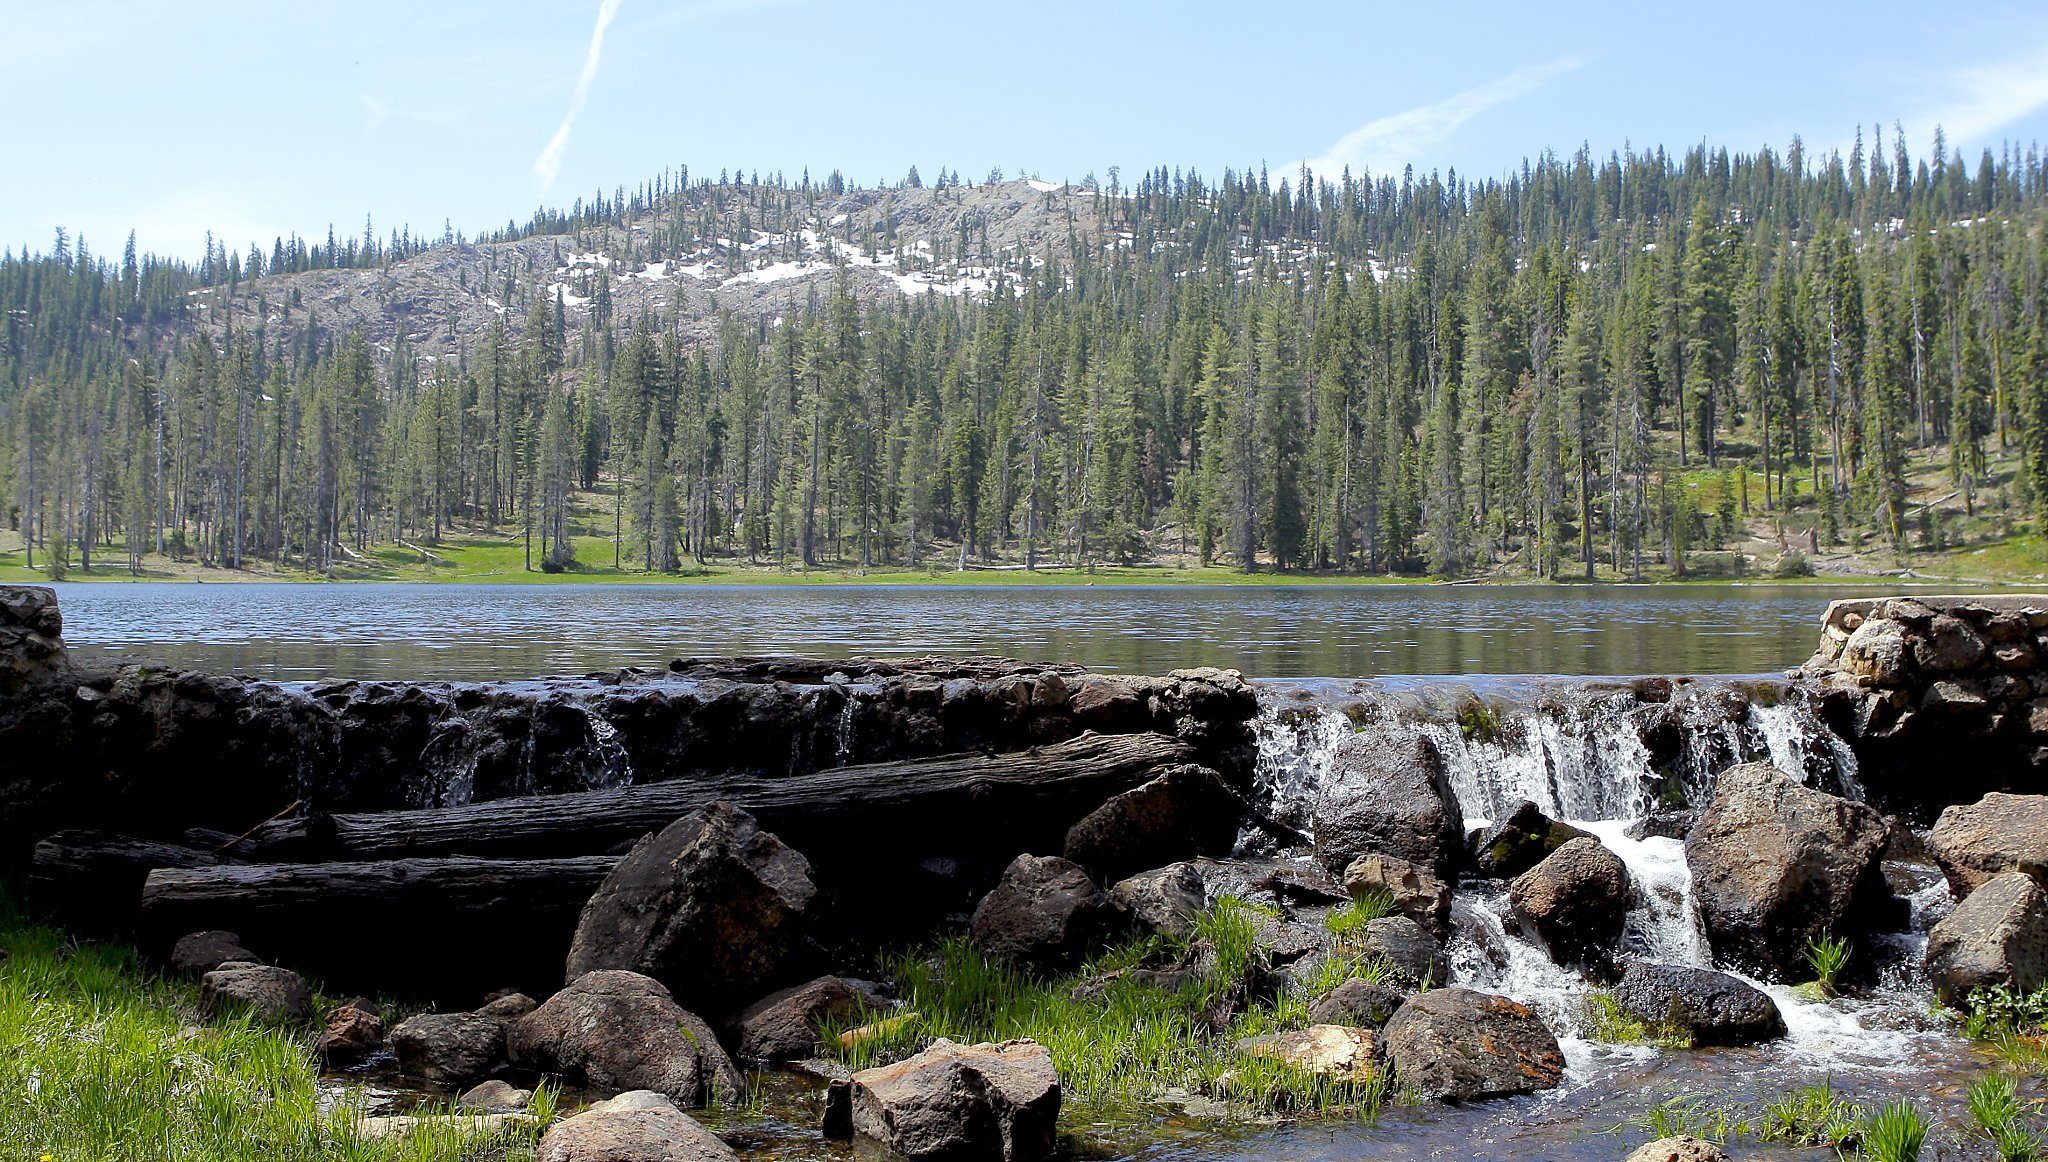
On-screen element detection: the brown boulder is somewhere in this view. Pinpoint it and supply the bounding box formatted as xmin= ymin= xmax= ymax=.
xmin=1927 ymin=793 xmax=2048 ymax=897
xmin=1109 ymin=862 xmax=1207 ymax=939
xmin=1380 ymin=988 xmax=1564 ymax=1101
xmin=1509 ymin=837 xmax=1630 ymax=971
xmin=316 ymin=998 xmax=385 ymax=1064
xmin=509 ymin=971 xmax=743 ymax=1107
xmin=731 ymin=976 xmax=880 ymax=1063
xmin=1062 ymin=764 xmax=1245 ymax=885
xmin=537 ymin=1090 xmax=738 ymax=1162
xmin=1925 ymin=871 xmax=2048 ymax=1005
xmin=841 ymin=1038 xmax=1060 ymax=1162
xmin=970 ymin=854 xmax=1120 ymax=971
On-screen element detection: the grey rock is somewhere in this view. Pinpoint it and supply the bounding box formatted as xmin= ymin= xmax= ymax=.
xmin=1341 ymin=852 xmax=1451 ymax=934
xmin=1311 ymin=727 xmax=1459 ymax=876
xmin=1914 ymin=614 xmax=1989 ymax=674
xmin=478 ymin=991 xmax=538 ymax=1020
xmin=1928 ymin=793 xmax=2048 ymax=896
xmin=1110 ymin=862 xmax=1207 ymax=939
xmin=1062 ymin=763 xmax=1246 ymax=885
xmin=1509 ymin=837 xmax=1631 ymax=971
xmin=566 ymin=802 xmax=819 ymax=1013
xmin=390 ymin=1012 xmax=506 ymax=1086
xmin=1839 ymin=617 xmax=1911 ymax=684
xmin=970 ymin=854 xmax=1120 ymax=971
xmin=537 ymin=1090 xmax=738 ymax=1162
xmin=509 ymin=970 xmax=744 ymax=1108
xmin=1925 ymin=872 xmax=2048 ymax=1005
xmin=199 ymin=962 xmax=309 ymax=1022
xmin=1381 ymin=988 xmax=1564 ymax=1101
xmin=1683 ymin=763 xmax=1892 ymax=979
xmin=171 ymin=930 xmax=258 ymax=976
xmin=1307 ymin=977 xmax=1407 ymax=1028
xmin=731 ymin=976 xmax=877 ymax=1063
xmin=845 ymin=1038 xmax=1061 ymax=1162
xmin=1468 ymin=801 xmax=1592 ymax=878
xmin=1355 ymin=915 xmax=1446 ymax=988
xmin=459 ymin=1079 xmax=534 ymax=1112
xmin=1612 ymin=962 xmax=1786 ymax=1046
xmin=1624 ymin=811 xmax=1696 ymax=841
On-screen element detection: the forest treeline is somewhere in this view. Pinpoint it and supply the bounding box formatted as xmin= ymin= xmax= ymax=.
xmin=5 ymin=128 xmax=2048 ymax=577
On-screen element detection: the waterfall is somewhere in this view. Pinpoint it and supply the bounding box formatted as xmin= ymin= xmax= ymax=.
xmin=577 ymin=702 xmax=635 ymax=789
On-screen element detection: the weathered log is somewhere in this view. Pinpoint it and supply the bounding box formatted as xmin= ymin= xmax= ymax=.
xmin=139 ymin=856 xmax=620 ymax=1001
xmin=253 ymin=730 xmax=1197 ymax=862
xmin=30 ymin=830 xmax=221 ymax=937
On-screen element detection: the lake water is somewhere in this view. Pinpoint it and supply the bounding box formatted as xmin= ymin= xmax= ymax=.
xmin=42 ymin=581 xmax=1911 ymax=681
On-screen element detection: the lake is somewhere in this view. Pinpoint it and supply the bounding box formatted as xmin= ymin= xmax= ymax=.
xmin=42 ymin=581 xmax=1913 ymax=681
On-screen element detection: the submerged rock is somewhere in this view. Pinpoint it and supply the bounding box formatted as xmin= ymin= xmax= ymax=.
xmin=509 ymin=970 xmax=743 ymax=1108
xmin=1311 ymin=727 xmax=1459 ymax=876
xmin=1380 ymin=988 xmax=1564 ymax=1101
xmin=537 ymin=1090 xmax=737 ymax=1162
xmin=565 ymin=802 xmax=819 ymax=1013
xmin=1509 ymin=837 xmax=1630 ymax=973
xmin=1611 ymin=962 xmax=1786 ymax=1046
xmin=838 ymin=1037 xmax=1060 ymax=1162
xmin=1927 ymin=793 xmax=2048 ymax=897
xmin=1925 ymin=871 xmax=2048 ymax=1005
xmin=970 ymin=854 xmax=1120 ymax=971
xmin=1683 ymin=763 xmax=1893 ymax=979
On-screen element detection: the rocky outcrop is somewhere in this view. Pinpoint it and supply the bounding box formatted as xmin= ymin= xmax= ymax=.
xmin=1380 ymin=988 xmax=1564 ymax=1101
xmin=1927 ymin=793 xmax=2048 ymax=896
xmin=1468 ymin=801 xmax=1592 ymax=878
xmin=1683 ymin=762 xmax=1893 ymax=979
xmin=200 ymin=962 xmax=310 ymax=1022
xmin=834 ymin=1038 xmax=1061 ymax=1162
xmin=1611 ymin=962 xmax=1786 ymax=1046
xmin=565 ymin=803 xmax=818 ymax=1012
xmin=1061 ymin=764 xmax=1245 ymax=885
xmin=1925 ymin=872 xmax=2048 ymax=1005
xmin=970 ymin=855 xmax=1120 ymax=971
xmin=1803 ymin=595 xmax=2048 ymax=815
xmin=1509 ymin=837 xmax=1630 ymax=972
xmin=537 ymin=1090 xmax=738 ymax=1162
xmin=390 ymin=1011 xmax=507 ymax=1086
xmin=1109 ymin=863 xmax=1207 ymax=939
xmin=0 ymin=585 xmax=64 ymax=690
xmin=508 ymin=971 xmax=743 ymax=1107
xmin=1341 ymin=853 xmax=1451 ymax=934
xmin=1311 ymin=727 xmax=1459 ymax=876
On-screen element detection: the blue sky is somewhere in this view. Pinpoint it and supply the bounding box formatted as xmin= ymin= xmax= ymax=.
xmin=7 ymin=0 xmax=2048 ymax=262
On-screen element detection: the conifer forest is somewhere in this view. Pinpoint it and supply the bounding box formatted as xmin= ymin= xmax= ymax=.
xmin=6 ymin=130 xmax=2048 ymax=580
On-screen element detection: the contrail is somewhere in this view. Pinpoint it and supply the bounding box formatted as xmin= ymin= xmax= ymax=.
xmin=534 ymin=0 xmax=623 ymax=191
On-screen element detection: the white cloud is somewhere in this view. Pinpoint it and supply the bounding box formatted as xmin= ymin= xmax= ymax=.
xmin=1906 ymin=35 xmax=2048 ymax=149
xmin=1298 ymin=56 xmax=1588 ymax=179
xmin=533 ymin=0 xmax=624 ymax=192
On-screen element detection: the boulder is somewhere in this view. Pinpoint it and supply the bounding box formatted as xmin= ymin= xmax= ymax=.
xmin=565 ymin=802 xmax=819 ymax=1013
xmin=1061 ymin=764 xmax=1246 ymax=885
xmin=459 ymin=1079 xmax=534 ymax=1112
xmin=316 ymin=998 xmax=385 ymax=1064
xmin=970 ymin=854 xmax=1120 ymax=971
xmin=839 ymin=1038 xmax=1060 ymax=1162
xmin=1683 ymin=763 xmax=1892 ymax=979
xmin=1109 ymin=862 xmax=1207 ymax=939
xmin=1915 ymin=614 xmax=1989 ymax=674
xmin=1925 ymin=871 xmax=2048 ymax=1005
xmin=1468 ymin=801 xmax=1592 ymax=878
xmin=731 ymin=976 xmax=877 ymax=1063
xmin=1311 ymin=728 xmax=1458 ymax=876
xmin=1232 ymin=1024 xmax=1379 ymax=1085
xmin=1354 ymin=916 xmax=1446 ymax=988
xmin=0 ymin=584 xmax=64 ymax=689
xmin=1380 ymin=988 xmax=1564 ymax=1101
xmin=390 ymin=1012 xmax=506 ymax=1086
xmin=1927 ymin=793 xmax=2048 ymax=896
xmin=478 ymin=991 xmax=538 ymax=1020
xmin=170 ymin=930 xmax=259 ymax=976
xmin=1623 ymin=1138 xmax=1729 ymax=1162
xmin=509 ymin=971 xmax=743 ymax=1108
xmin=1611 ymin=962 xmax=1786 ymax=1046
xmin=1341 ymin=853 xmax=1451 ymax=934
xmin=199 ymin=962 xmax=309 ymax=1022
xmin=1509 ymin=837 xmax=1631 ymax=971
xmin=1307 ymin=977 xmax=1407 ymax=1028
xmin=1624 ymin=812 xmax=1696 ymax=842
xmin=1839 ymin=617 xmax=1911 ymax=684
xmin=537 ymin=1090 xmax=738 ymax=1162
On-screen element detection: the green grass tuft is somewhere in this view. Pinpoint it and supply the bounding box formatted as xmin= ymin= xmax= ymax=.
xmin=1860 ymin=1100 xmax=1930 ymax=1162
xmin=1580 ymin=990 xmax=1693 ymax=1049
xmin=1801 ymin=933 xmax=1852 ymax=994
xmin=1755 ymin=1078 xmax=1863 ymax=1149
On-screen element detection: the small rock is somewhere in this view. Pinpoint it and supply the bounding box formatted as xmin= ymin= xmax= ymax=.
xmin=1354 ymin=915 xmax=1446 ymax=988
xmin=1623 ymin=1137 xmax=1729 ymax=1162
xmin=1925 ymin=871 xmax=2048 ymax=1005
xmin=1510 ymin=837 xmax=1631 ymax=971
xmin=1253 ymin=913 xmax=1327 ymax=967
xmin=537 ymin=1090 xmax=738 ymax=1162
xmin=845 ymin=1038 xmax=1061 ymax=1162
xmin=1062 ymin=763 xmax=1246 ymax=885
xmin=171 ymin=931 xmax=258 ymax=976
xmin=1612 ymin=962 xmax=1786 ymax=1046
xmin=1915 ymin=614 xmax=1989 ymax=674
xmin=732 ymin=976 xmax=876 ymax=1063
xmin=1624 ymin=811 xmax=1696 ymax=841
xmin=509 ymin=970 xmax=744 ymax=1108
xmin=1927 ymin=793 xmax=2048 ymax=896
xmin=1839 ymin=618 xmax=1911 ymax=685
xmin=478 ymin=991 xmax=538 ymax=1020
xmin=317 ymin=998 xmax=386 ymax=1064
xmin=970 ymin=854 xmax=1121 ymax=971
xmin=1381 ymin=988 xmax=1564 ymax=1101
xmin=1341 ymin=852 xmax=1451 ymax=933
xmin=390 ymin=1012 xmax=506 ymax=1087
xmin=354 ymin=1112 xmax=537 ymax=1144
xmin=1468 ymin=801 xmax=1592 ymax=878
xmin=1110 ymin=862 xmax=1208 ymax=939
xmin=459 ymin=1079 xmax=534 ymax=1112
xmin=200 ymin=962 xmax=309 ymax=1022
xmin=1307 ymin=978 xmax=1407 ymax=1028
xmin=1233 ymin=1024 xmax=1379 ymax=1085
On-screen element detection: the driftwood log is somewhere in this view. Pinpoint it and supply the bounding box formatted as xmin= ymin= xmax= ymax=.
xmin=30 ymin=831 xmax=223 ymax=937
xmin=252 ymin=730 xmax=1198 ymax=862
xmin=138 ymin=856 xmax=621 ymax=999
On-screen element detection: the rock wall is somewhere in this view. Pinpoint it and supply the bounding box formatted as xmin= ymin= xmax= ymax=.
xmin=0 ymin=586 xmax=1258 ymax=866
xmin=1802 ymin=594 xmax=2048 ymax=818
